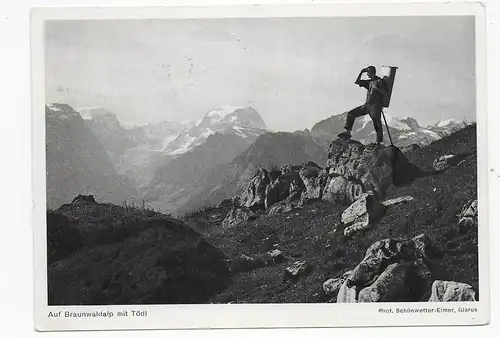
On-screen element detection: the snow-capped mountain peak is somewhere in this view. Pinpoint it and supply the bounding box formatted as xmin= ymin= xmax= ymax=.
xmin=46 ymin=103 xmax=82 ymax=121
xmin=355 ymin=113 xmax=412 ymax=132
xmin=312 ymin=111 xmax=468 ymax=148
xmin=195 ymin=106 xmax=267 ymax=129
xmin=435 ymin=117 xmax=463 ymax=128
xmin=164 ymin=106 xmax=268 ymax=155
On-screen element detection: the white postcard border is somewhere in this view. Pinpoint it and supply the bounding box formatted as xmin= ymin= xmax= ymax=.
xmin=31 ymin=2 xmax=489 ymax=331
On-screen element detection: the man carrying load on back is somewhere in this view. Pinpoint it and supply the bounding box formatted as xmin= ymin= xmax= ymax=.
xmin=338 ymin=66 xmax=389 ymax=144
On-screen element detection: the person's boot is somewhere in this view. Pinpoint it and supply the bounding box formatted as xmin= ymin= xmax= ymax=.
xmin=337 ymin=130 xmax=352 ymax=140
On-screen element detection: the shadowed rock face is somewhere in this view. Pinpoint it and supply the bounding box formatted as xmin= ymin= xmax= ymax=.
xmin=337 ymin=234 xmax=444 ymax=303
xmin=341 ymin=191 xmax=387 ymax=237
xmin=238 ymin=162 xmax=327 ymax=215
xmin=326 ymin=141 xmax=421 ymax=197
xmin=233 ymin=139 xmax=421 ymax=218
xmin=428 ymin=280 xmax=477 ymax=302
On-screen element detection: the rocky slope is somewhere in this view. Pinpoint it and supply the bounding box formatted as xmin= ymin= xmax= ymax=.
xmin=183 ymin=124 xmax=478 ymax=303
xmin=175 ymin=132 xmax=328 ymax=214
xmin=45 ymin=104 xmax=137 ymax=209
xmin=144 ymin=132 xmax=255 ymax=214
xmin=47 ymin=195 xmax=230 ymax=305
xmin=46 ymin=123 xmax=477 ymax=305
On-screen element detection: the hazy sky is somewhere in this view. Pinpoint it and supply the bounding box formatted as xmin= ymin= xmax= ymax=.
xmin=45 ymin=16 xmax=475 ymax=131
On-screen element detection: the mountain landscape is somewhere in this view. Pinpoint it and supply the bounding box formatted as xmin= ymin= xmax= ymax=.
xmin=46 ymin=103 xmax=472 ymax=215
xmin=163 ymin=106 xmax=268 ymax=155
xmin=45 ymin=104 xmax=137 ymax=209
xmin=310 ymin=111 xmax=469 ymax=150
xmin=175 ymin=131 xmax=329 ymax=214
xmin=47 ymin=119 xmax=478 ymax=304
xmin=79 ymin=107 xmax=190 ymax=188
xmin=142 ymin=106 xmax=269 ymax=214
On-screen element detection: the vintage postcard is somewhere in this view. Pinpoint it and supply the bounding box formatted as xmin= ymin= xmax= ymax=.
xmin=31 ymin=2 xmax=489 ymax=331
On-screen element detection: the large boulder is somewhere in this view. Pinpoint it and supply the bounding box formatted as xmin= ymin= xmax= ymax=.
xmin=342 ymin=191 xmax=387 ymax=237
xmin=337 ymin=278 xmax=357 ymax=303
xmin=322 ymin=176 xmax=363 ymax=205
xmin=345 ymin=238 xmax=402 ymax=290
xmin=264 ymin=249 xmax=287 ymax=264
xmin=298 ymin=163 xmax=327 ymax=202
xmin=284 ymin=261 xmax=311 ymax=283
xmin=411 ymin=233 xmax=441 ymax=260
xmin=337 ymin=234 xmax=437 ymax=303
xmin=458 ymin=199 xmax=478 ymax=234
xmin=264 ymin=165 xmax=304 ymax=209
xmin=267 ymin=198 xmax=301 ymax=216
xmin=323 ymin=270 xmax=352 ymax=298
xmin=428 ymin=280 xmax=477 ymax=302
xmin=433 ymin=154 xmax=457 ymax=171
xmin=222 ymin=207 xmax=256 ymax=228
xmin=326 ymin=139 xmax=366 ymax=178
xmin=240 ymin=168 xmax=271 ymax=210
xmin=325 ymin=140 xmax=419 ymax=202
xmin=358 ymin=262 xmax=410 ymax=302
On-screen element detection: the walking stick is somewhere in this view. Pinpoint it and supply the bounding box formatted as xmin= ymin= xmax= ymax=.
xmin=381 ymin=109 xmax=394 ymax=146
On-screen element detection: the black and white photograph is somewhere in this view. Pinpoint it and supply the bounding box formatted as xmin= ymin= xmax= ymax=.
xmin=31 ymin=2 xmax=489 ymax=330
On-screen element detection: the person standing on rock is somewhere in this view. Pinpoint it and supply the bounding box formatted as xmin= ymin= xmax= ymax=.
xmin=338 ymin=66 xmax=389 ymax=144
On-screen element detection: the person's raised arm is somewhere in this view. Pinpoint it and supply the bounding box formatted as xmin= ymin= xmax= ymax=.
xmin=355 ymin=68 xmax=367 ymax=85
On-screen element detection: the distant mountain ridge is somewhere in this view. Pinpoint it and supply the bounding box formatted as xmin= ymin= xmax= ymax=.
xmin=163 ymin=106 xmax=268 ymax=155
xmin=144 ymin=132 xmax=255 ymax=214
xmin=138 ymin=106 xmax=269 ymax=214
xmin=45 ymin=103 xmax=137 ymax=208
xmin=175 ymin=131 xmax=329 ymax=214
xmin=310 ymin=112 xmax=470 ymax=149
xmin=46 ymin=102 xmax=471 ymax=215
xmin=75 ymin=106 xmax=191 ymax=187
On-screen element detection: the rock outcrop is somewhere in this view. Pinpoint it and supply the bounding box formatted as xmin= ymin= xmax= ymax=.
xmin=341 ymin=191 xmax=387 ymax=237
xmin=222 ymin=207 xmax=256 ymax=228
xmin=323 ymin=270 xmax=352 ymax=299
xmin=284 ymin=261 xmax=311 ymax=283
xmin=357 ymin=262 xmax=410 ymax=302
xmin=71 ymin=194 xmax=97 ymax=204
xmin=337 ymin=234 xmax=440 ymax=303
xmin=298 ymin=163 xmax=328 ymax=202
xmin=240 ymin=168 xmax=271 ymax=210
xmin=234 ymin=139 xmax=419 ymax=220
xmin=382 ymin=195 xmax=415 ymax=207
xmin=428 ymin=280 xmax=477 ymax=302
xmin=322 ymin=176 xmax=363 ymax=204
xmin=458 ymin=199 xmax=478 ymax=234
xmin=230 ymin=249 xmax=287 ymax=273
xmin=268 ymin=199 xmax=301 ymax=216
xmin=433 ymin=154 xmax=457 ymax=171
xmin=324 ymin=140 xmax=419 ymax=204
xmin=238 ymin=162 xmax=326 ymax=216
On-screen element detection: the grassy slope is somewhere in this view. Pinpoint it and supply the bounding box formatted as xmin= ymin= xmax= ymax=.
xmin=196 ymin=125 xmax=478 ymax=303
xmin=48 ymin=203 xmax=231 ymax=305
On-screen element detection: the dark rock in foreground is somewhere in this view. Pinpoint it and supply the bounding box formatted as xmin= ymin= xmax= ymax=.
xmin=48 ymin=201 xmax=230 ymax=305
